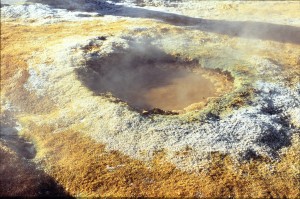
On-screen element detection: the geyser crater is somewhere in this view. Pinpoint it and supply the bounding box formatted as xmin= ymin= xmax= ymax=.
xmin=76 ymin=42 xmax=233 ymax=113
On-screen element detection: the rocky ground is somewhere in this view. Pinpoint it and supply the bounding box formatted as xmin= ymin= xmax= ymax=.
xmin=1 ymin=0 xmax=300 ymax=197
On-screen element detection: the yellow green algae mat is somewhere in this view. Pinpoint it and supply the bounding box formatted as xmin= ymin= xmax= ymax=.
xmin=1 ymin=0 xmax=299 ymax=197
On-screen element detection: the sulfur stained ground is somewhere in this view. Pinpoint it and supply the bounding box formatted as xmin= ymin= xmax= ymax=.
xmin=13 ymin=123 xmax=299 ymax=198
xmin=1 ymin=8 xmax=300 ymax=198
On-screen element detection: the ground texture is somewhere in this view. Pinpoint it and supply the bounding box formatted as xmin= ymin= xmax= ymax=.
xmin=1 ymin=0 xmax=300 ymax=197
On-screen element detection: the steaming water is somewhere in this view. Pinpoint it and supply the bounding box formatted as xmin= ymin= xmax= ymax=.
xmin=95 ymin=64 xmax=218 ymax=111
xmin=143 ymin=70 xmax=216 ymax=111
xmin=79 ymin=58 xmax=219 ymax=111
xmin=77 ymin=44 xmax=220 ymax=112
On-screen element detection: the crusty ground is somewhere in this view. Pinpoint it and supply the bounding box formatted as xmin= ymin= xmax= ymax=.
xmin=1 ymin=6 xmax=300 ymax=197
xmin=19 ymin=122 xmax=299 ymax=198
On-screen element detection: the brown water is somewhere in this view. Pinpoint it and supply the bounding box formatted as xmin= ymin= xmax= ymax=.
xmin=77 ymin=46 xmax=222 ymax=112
xmin=143 ymin=70 xmax=216 ymax=111
xmin=79 ymin=61 xmax=219 ymax=111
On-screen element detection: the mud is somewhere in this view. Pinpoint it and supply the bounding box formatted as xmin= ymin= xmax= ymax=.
xmin=144 ymin=70 xmax=216 ymax=111
xmin=77 ymin=44 xmax=220 ymax=111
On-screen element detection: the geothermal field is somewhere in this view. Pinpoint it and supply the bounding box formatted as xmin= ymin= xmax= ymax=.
xmin=1 ymin=0 xmax=300 ymax=197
